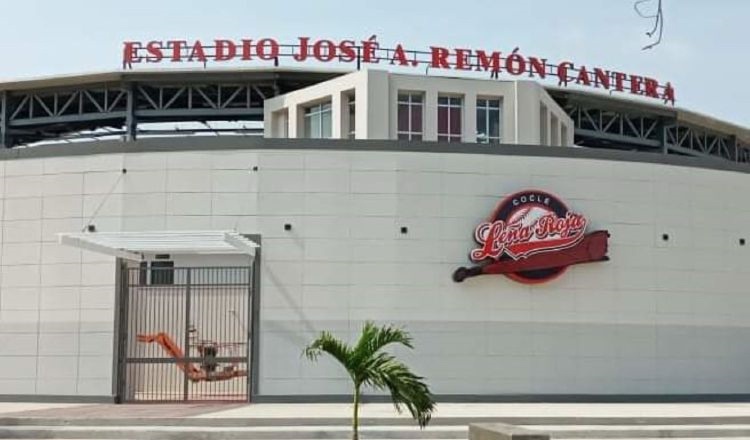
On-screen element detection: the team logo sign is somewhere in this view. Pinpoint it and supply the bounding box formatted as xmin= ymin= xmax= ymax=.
xmin=452 ymin=190 xmax=610 ymax=284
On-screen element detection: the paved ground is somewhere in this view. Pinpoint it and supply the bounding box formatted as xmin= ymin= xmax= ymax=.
xmin=0 ymin=403 xmax=239 ymax=418
xmin=196 ymin=402 xmax=750 ymax=419
xmin=4 ymin=402 xmax=750 ymax=420
xmin=5 ymin=403 xmax=750 ymax=440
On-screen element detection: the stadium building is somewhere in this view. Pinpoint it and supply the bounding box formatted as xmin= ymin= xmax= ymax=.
xmin=0 ymin=56 xmax=749 ymax=402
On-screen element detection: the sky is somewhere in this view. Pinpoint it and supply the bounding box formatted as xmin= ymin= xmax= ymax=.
xmin=1 ymin=0 xmax=747 ymax=126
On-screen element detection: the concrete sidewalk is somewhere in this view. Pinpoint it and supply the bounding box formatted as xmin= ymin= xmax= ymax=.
xmin=4 ymin=402 xmax=750 ymax=419
xmin=5 ymin=402 xmax=750 ymax=440
xmin=197 ymin=402 xmax=750 ymax=419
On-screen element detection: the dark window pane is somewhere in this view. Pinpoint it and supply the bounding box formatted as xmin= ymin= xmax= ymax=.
xmin=411 ymin=105 xmax=422 ymax=132
xmin=438 ymin=135 xmax=448 ymax=142
xmin=151 ymin=261 xmax=174 ymax=285
xmin=321 ymin=109 xmax=332 ymax=138
xmin=438 ymin=96 xmax=448 ymax=105
xmin=398 ymin=104 xmax=409 ymax=131
xmin=304 ymin=115 xmax=313 ymax=138
xmin=398 ymin=133 xmax=410 ymax=140
xmin=477 ymin=99 xmax=486 ymax=108
xmin=449 ymin=107 xmax=461 ymax=134
xmin=438 ymin=107 xmax=448 ymax=134
xmin=412 ymin=134 xmax=422 ymax=141
xmin=488 ymin=109 xmax=500 ymax=138
xmin=477 ymin=108 xmax=487 ymax=142
xmin=311 ymin=114 xmax=322 ymax=138
xmin=411 ymin=94 xmax=422 ymax=103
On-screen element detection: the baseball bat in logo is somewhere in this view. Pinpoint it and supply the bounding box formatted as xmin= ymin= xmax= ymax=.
xmin=452 ymin=190 xmax=610 ymax=284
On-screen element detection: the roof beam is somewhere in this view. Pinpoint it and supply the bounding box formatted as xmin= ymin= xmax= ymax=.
xmin=58 ymin=233 xmax=143 ymax=261
xmin=57 ymin=231 xmax=260 ymax=260
xmin=223 ymin=233 xmax=259 ymax=259
xmin=575 ymin=128 xmax=662 ymax=148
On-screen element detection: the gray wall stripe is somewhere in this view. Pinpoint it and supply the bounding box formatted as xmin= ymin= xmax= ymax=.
xmin=2 ymin=136 xmax=748 ymax=174
xmin=0 ymin=395 xmax=115 ymax=403
xmin=3 ymin=393 xmax=750 ymax=404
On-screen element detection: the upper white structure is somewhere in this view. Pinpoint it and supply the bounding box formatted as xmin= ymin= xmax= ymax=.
xmin=264 ymin=69 xmax=574 ymax=146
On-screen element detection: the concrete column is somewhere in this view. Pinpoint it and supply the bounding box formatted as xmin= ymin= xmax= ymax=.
xmin=547 ymin=110 xmax=553 ymax=146
xmin=365 ymin=70 xmax=389 ymax=139
xmin=660 ymin=121 xmax=669 ymax=155
xmin=0 ymin=91 xmax=8 ymax=148
xmin=288 ymin=104 xmax=300 ymax=138
xmin=499 ymin=98 xmax=507 ymax=143
xmin=270 ymin=110 xmax=288 ymax=137
xmin=339 ymin=92 xmax=351 ymax=139
xmin=551 ymin=114 xmax=560 ymax=146
xmin=331 ymin=92 xmax=343 ymax=139
xmin=730 ymin=135 xmax=738 ymax=162
xmin=424 ymin=89 xmax=438 ymax=142
xmin=538 ymin=104 xmax=548 ymax=146
xmin=125 ymin=85 xmax=136 ymax=142
xmin=464 ymin=93 xmax=477 ymax=143
xmin=354 ymin=83 xmax=367 ymax=139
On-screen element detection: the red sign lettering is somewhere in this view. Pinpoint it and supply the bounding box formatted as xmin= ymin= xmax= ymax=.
xmin=121 ymin=36 xmax=676 ymax=105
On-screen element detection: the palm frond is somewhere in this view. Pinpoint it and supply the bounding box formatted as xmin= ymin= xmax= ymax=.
xmin=303 ymin=322 xmax=436 ymax=432
xmin=303 ymin=331 xmax=352 ymax=371
xmin=361 ymin=352 xmax=435 ymax=428
xmin=352 ymin=321 xmax=414 ymax=364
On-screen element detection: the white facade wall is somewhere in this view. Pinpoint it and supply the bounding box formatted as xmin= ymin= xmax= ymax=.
xmin=0 ymin=145 xmax=749 ymax=398
xmin=264 ymin=70 xmax=574 ymax=146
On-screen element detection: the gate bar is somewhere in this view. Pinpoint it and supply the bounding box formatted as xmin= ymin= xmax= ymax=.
xmin=183 ymin=268 xmax=191 ymax=401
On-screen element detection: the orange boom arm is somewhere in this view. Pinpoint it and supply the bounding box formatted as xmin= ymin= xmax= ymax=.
xmin=136 ymin=333 xmax=203 ymax=381
xmin=136 ymin=332 xmax=247 ymax=382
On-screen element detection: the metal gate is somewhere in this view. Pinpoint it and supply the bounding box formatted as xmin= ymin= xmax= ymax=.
xmin=117 ymin=266 xmax=253 ymax=402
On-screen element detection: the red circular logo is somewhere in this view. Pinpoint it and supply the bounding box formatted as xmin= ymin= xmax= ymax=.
xmin=453 ymin=190 xmax=606 ymax=284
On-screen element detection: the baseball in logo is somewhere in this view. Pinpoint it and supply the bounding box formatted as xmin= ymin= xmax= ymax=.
xmin=452 ymin=190 xmax=610 ymax=284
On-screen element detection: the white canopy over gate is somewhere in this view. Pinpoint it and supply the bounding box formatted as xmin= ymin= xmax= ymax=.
xmin=58 ymin=231 xmax=259 ymax=261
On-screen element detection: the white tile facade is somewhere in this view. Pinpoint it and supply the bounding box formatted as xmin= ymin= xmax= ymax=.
xmin=0 ymin=146 xmax=749 ymax=398
xmin=263 ymin=70 xmax=574 ymax=146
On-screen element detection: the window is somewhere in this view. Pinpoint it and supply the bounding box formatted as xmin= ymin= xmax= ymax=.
xmin=138 ymin=260 xmax=174 ymax=285
xmin=476 ymin=98 xmax=502 ymax=143
xmin=150 ymin=261 xmax=174 ymax=285
xmin=348 ymin=95 xmax=356 ymax=139
xmin=397 ymin=93 xmax=423 ymax=140
xmin=438 ymin=96 xmax=462 ymax=142
xmin=303 ymin=102 xmax=332 ymax=139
